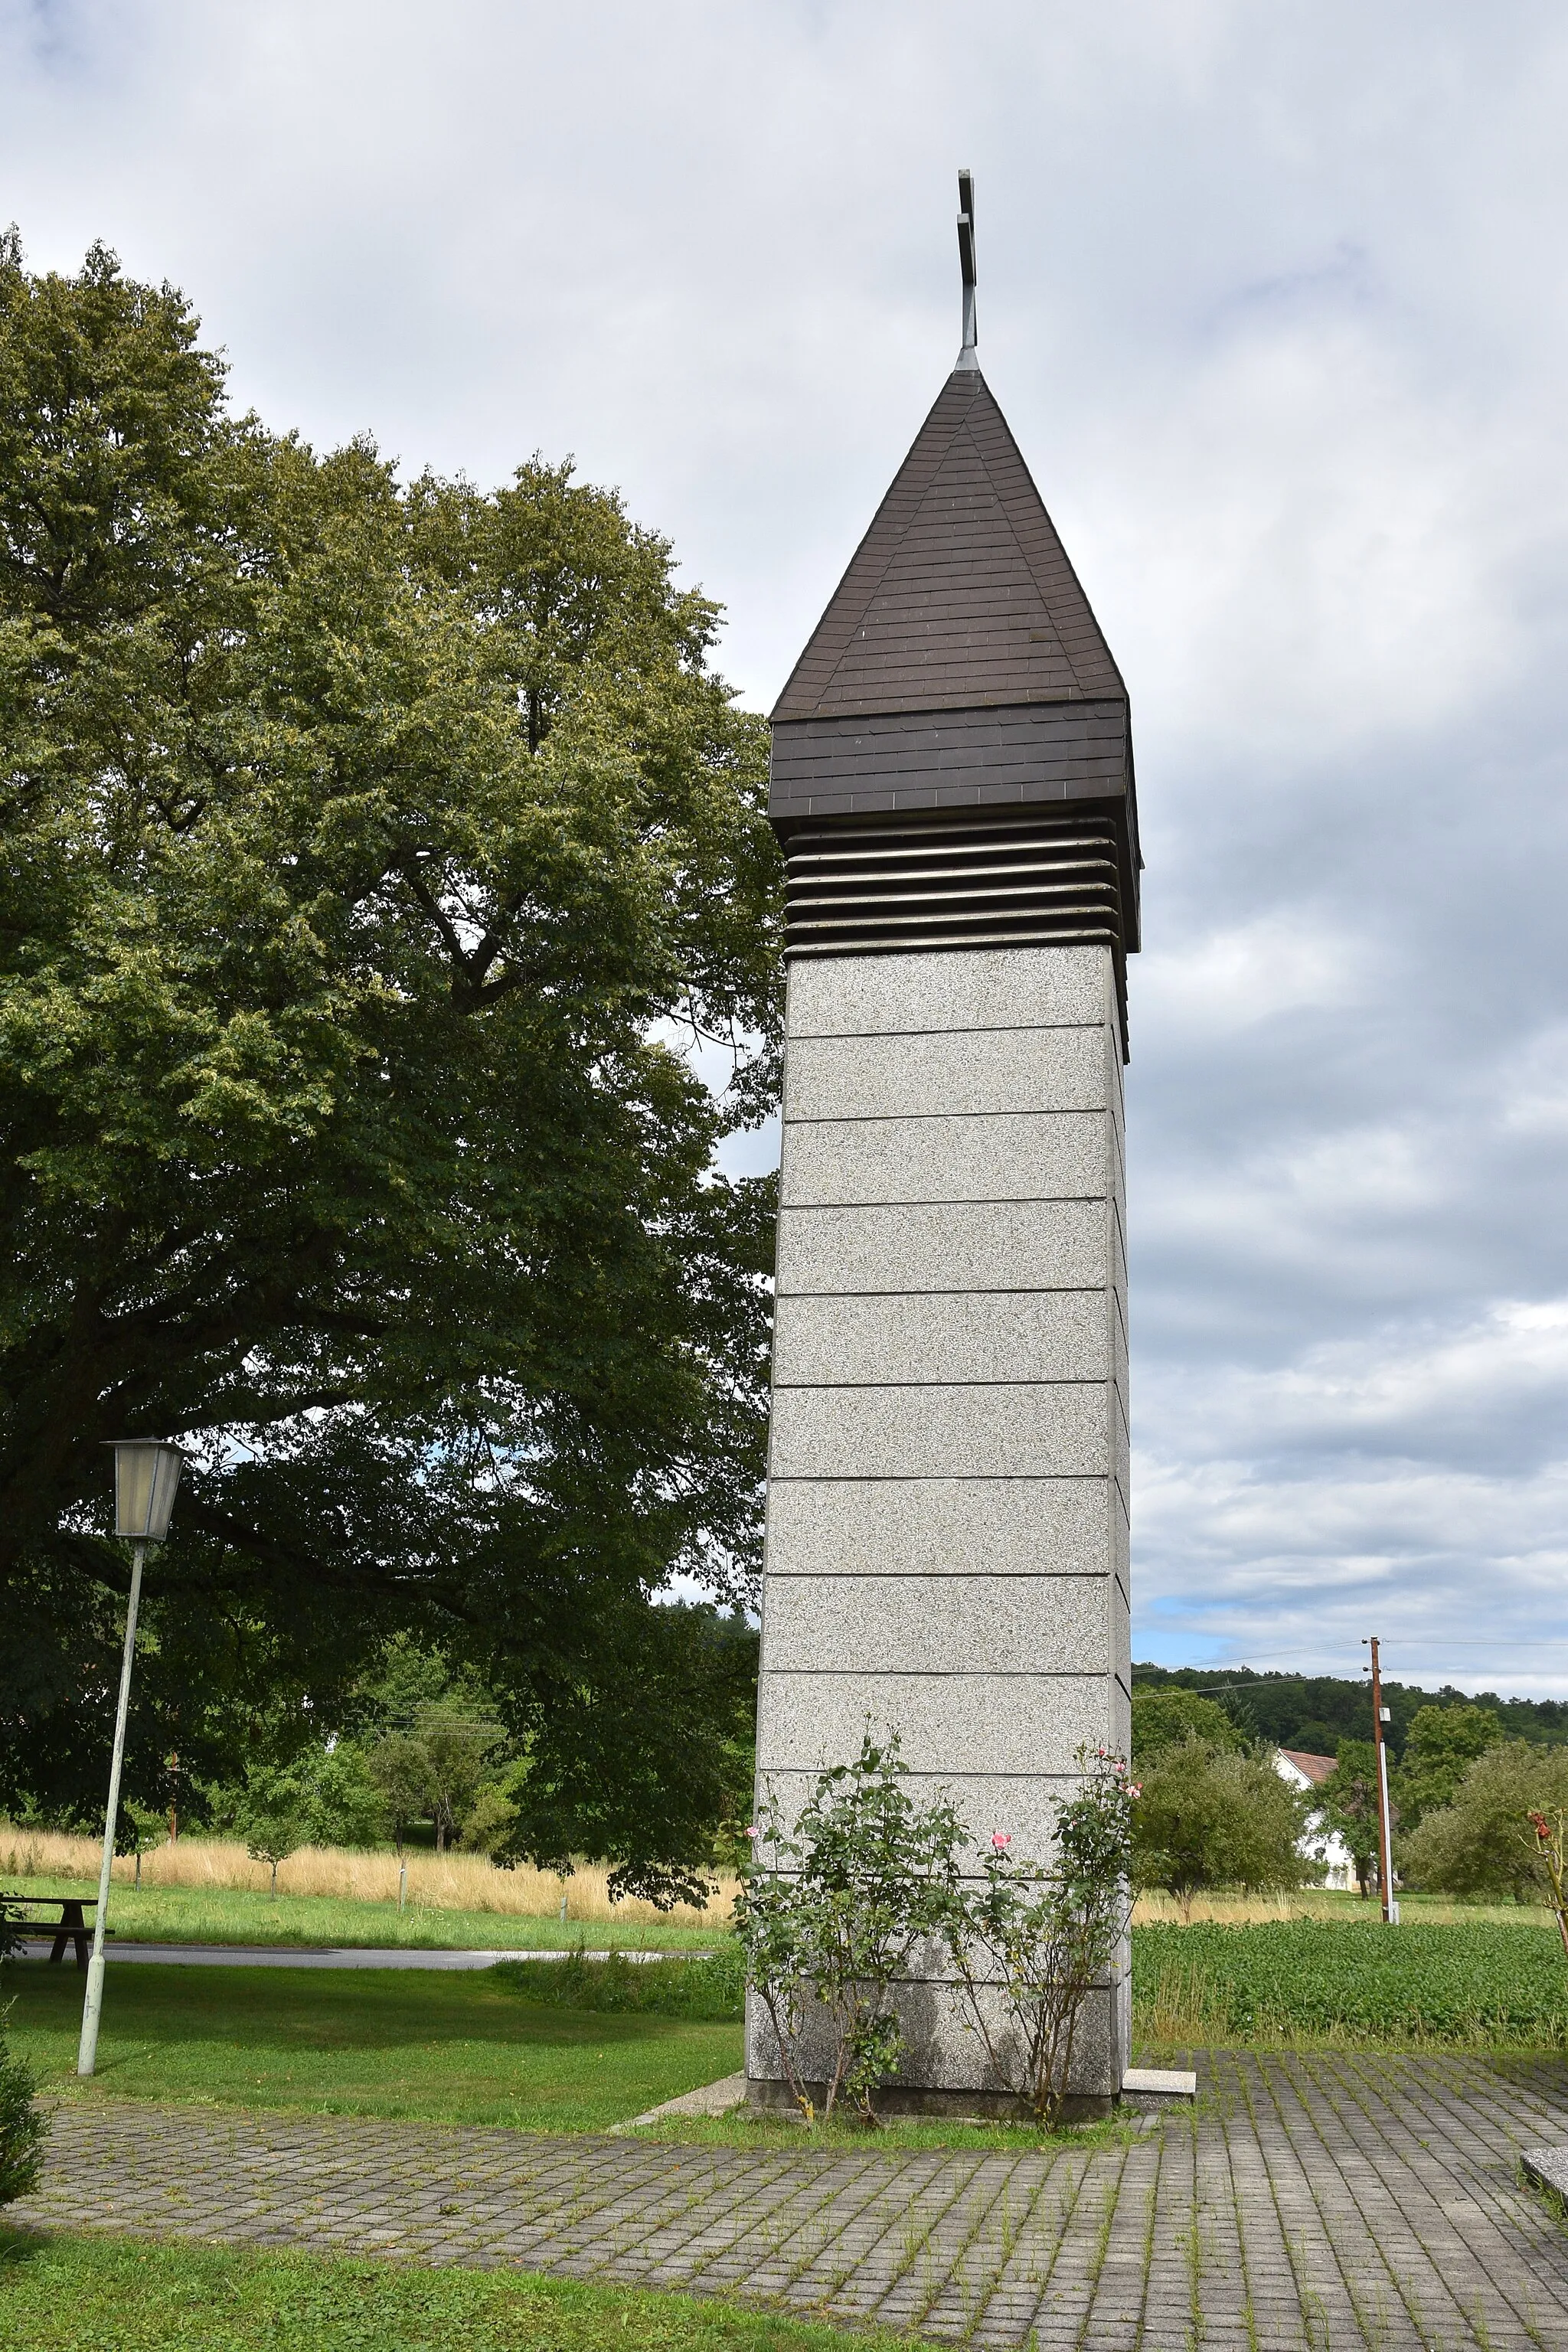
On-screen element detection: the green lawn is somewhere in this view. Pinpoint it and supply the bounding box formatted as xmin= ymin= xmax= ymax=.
xmin=1135 ymin=1918 xmax=1568 ymax=2049
xmin=9 ymin=1916 xmax=1563 ymax=2165
xmin=3 ymin=1962 xmax=741 ymax=2132
xmin=2 ymin=1874 xmax=730 ymax=1952
xmin=0 ymin=2231 xmax=898 ymax=2352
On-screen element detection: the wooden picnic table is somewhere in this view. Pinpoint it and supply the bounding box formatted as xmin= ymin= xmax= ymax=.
xmin=2 ymin=1893 xmax=112 ymax=1971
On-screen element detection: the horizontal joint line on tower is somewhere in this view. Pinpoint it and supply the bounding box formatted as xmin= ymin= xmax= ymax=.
xmin=776 ymin=1285 xmax=1110 ymax=1300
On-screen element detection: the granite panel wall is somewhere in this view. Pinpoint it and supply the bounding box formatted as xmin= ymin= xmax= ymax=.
xmin=749 ymin=941 xmax=1131 ymax=2109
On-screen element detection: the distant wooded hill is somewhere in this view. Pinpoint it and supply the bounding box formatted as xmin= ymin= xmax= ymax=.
xmin=1130 ymin=1663 xmax=1568 ymax=1761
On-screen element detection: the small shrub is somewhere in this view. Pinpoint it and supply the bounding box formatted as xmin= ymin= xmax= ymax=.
xmin=737 ymin=1732 xmax=964 ymax=2121
xmin=1528 ymin=1808 xmax=1568 ymax=1958
xmin=0 ymin=1896 xmax=25 ymax=1967
xmin=0 ymin=2005 xmax=45 ymax=2207
xmin=948 ymin=1745 xmax=1135 ymax=2125
xmin=492 ymin=1948 xmax=744 ymax=2021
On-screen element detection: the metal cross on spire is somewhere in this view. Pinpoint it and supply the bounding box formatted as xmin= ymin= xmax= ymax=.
xmin=956 ymin=168 xmax=978 ymax=369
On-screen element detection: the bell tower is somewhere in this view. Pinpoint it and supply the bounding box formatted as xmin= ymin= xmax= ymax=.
xmin=748 ymin=174 xmax=1140 ymax=2114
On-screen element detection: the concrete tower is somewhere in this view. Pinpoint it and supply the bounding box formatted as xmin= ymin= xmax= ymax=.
xmin=747 ymin=178 xmax=1141 ymax=2113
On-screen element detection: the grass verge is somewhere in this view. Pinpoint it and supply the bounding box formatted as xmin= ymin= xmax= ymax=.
xmin=1134 ymin=1918 xmax=1568 ymax=2049
xmin=493 ymin=1948 xmax=744 ymax=2019
xmin=0 ymin=1875 xmax=730 ymax=1952
xmin=3 ymin=1962 xmax=741 ymax=2132
xmin=632 ymin=2107 xmax=1139 ymax=2154
xmin=0 ymin=2230 xmax=899 ymax=2352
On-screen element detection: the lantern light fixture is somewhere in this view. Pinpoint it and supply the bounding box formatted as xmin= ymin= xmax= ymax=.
xmin=107 ymin=1438 xmax=185 ymax=1545
xmin=79 ymin=1437 xmax=186 ymax=2079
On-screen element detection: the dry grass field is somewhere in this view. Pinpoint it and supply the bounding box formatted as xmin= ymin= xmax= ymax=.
xmin=5 ymin=1826 xmax=1545 ymax=1938
xmin=0 ymin=1824 xmax=738 ymax=1928
xmin=1132 ymin=1886 xmax=1557 ymax=1927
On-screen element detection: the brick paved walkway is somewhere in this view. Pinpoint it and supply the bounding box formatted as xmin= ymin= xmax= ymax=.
xmin=16 ymin=2053 xmax=1568 ymax=2347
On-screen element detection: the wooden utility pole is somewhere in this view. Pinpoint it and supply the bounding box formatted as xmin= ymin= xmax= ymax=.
xmin=1365 ymin=1638 xmax=1398 ymax=1925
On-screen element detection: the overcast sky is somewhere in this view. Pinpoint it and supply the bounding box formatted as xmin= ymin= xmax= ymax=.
xmin=6 ymin=0 xmax=1568 ymax=1695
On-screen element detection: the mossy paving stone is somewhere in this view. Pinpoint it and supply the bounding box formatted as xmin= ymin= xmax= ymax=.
xmin=13 ymin=2055 xmax=1568 ymax=2347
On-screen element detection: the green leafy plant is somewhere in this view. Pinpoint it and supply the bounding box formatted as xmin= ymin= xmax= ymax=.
xmin=0 ymin=2001 xmax=44 ymax=2206
xmin=736 ymin=1732 xmax=964 ymax=2122
xmin=1528 ymin=1808 xmax=1568 ymax=1959
xmin=1135 ymin=1918 xmax=1568 ymax=2044
xmin=946 ymin=1745 xmax=1135 ymax=2125
xmin=115 ymin=1801 xmax=163 ymax=1890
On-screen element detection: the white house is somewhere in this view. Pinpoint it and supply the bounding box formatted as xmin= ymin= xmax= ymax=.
xmin=1273 ymin=1749 xmax=1357 ymax=1891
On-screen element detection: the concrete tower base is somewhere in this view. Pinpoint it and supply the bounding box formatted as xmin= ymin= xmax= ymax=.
xmin=746 ymin=941 xmax=1131 ymax=2110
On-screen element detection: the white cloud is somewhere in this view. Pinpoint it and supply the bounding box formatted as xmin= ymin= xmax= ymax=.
xmin=5 ymin=0 xmax=1568 ymax=1696
xmin=1139 ymin=913 xmax=1374 ymax=1039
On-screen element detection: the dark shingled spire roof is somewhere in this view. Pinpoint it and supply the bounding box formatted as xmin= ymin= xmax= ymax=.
xmin=772 ymin=366 xmax=1124 ymax=722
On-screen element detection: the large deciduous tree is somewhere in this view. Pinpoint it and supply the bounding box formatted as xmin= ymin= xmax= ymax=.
xmin=0 ymin=235 xmax=782 ymax=1896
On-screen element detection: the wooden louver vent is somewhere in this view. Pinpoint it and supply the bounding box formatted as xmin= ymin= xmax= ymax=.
xmin=781 ymin=808 xmax=1125 ymax=962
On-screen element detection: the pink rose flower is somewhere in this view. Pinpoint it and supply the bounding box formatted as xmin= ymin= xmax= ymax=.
xmin=991 ymin=1831 xmax=1011 ymax=1850
xmin=745 ymin=1825 xmax=758 ymax=1839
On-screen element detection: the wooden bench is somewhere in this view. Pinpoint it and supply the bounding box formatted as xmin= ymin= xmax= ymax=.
xmin=2 ymin=1893 xmax=113 ymax=1971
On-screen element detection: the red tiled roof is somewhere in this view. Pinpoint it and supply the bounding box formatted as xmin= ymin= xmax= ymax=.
xmin=1279 ymin=1749 xmax=1338 ymax=1787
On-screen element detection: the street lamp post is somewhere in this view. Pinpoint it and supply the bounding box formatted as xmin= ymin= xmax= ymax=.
xmin=78 ymin=1439 xmax=185 ymax=2078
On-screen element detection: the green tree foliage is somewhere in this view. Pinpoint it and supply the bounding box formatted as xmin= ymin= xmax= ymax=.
xmin=459 ymin=1762 xmax=531 ymax=1858
xmin=1132 ymin=1736 xmax=1309 ymax=1918
xmin=302 ymin=1746 xmax=389 ymax=1851
xmin=364 ymin=1701 xmax=501 ymax=1854
xmin=0 ymin=2005 xmax=44 ymax=2207
xmin=366 ymin=1733 xmax=436 ymax=1857
xmin=1393 ymin=1704 xmax=1505 ymax=1831
xmin=234 ymin=1764 xmax=310 ymax=1895
xmin=1401 ymin=1743 xmax=1568 ymax=1903
xmin=1316 ymin=1738 xmax=1382 ymax=1899
xmin=0 ymin=237 xmax=781 ymax=1900
xmin=1130 ymin=1687 xmax=1246 ymax=1766
xmin=230 ymin=1744 xmax=389 ymax=1884
xmin=1132 ymin=1664 xmax=1568 ymax=1760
